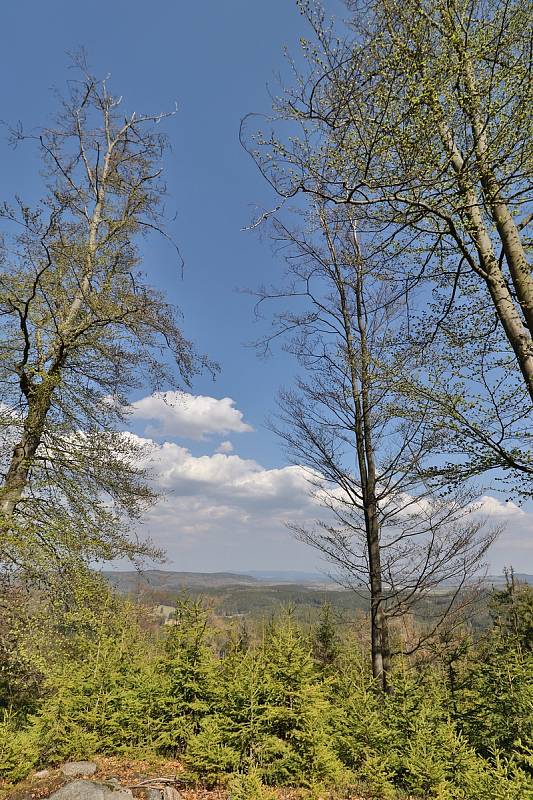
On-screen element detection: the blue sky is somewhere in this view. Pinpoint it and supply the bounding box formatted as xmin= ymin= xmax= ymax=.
xmin=1 ymin=1 xmax=531 ymax=573
xmin=1 ymin=0 xmax=309 ymax=466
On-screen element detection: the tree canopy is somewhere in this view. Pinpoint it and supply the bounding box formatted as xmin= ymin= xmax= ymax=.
xmin=0 ymin=62 xmax=209 ymax=582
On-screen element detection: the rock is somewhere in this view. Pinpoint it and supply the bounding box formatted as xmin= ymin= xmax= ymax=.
xmin=60 ymin=762 xmax=98 ymax=777
xmin=34 ymin=769 xmax=50 ymax=779
xmin=162 ymin=788 xmax=184 ymax=800
xmin=131 ymin=786 xmax=162 ymax=800
xmin=104 ymin=779 xmax=132 ymax=796
xmin=50 ymin=780 xmax=132 ymax=800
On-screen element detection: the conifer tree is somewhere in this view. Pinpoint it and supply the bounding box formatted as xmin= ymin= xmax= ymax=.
xmin=259 ymin=612 xmax=342 ymax=785
xmin=184 ymin=649 xmax=263 ymax=782
xmin=455 ymin=589 xmax=533 ymax=769
xmin=0 ymin=585 xmax=165 ymax=770
xmin=312 ymin=603 xmax=340 ymax=672
xmin=160 ymin=598 xmax=220 ymax=754
xmin=490 ymin=572 xmax=533 ymax=652
xmin=329 ymin=646 xmax=392 ymax=787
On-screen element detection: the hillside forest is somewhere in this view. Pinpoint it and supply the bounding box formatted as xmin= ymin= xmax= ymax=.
xmin=0 ymin=1 xmax=532 ymax=799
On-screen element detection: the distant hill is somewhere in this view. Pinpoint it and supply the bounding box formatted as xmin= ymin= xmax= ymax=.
xmin=235 ymin=570 xmax=336 ymax=586
xmin=102 ymin=568 xmax=533 ymax=596
xmin=485 ymin=573 xmax=533 ymax=587
xmin=102 ymin=570 xmax=369 ymax=622
xmin=102 ymin=569 xmax=260 ymax=595
xmin=100 ymin=569 xmax=532 ymax=631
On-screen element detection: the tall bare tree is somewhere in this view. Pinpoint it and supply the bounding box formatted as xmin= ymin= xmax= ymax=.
xmin=256 ymin=202 xmax=495 ymax=690
xmin=244 ymin=0 xmax=533 ymax=496
xmin=0 ymin=61 xmax=207 ymax=579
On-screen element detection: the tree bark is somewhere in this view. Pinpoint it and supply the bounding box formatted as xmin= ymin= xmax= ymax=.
xmin=1 ymin=136 xmax=111 ymax=520
xmin=436 ymin=117 xmax=533 ymax=401
xmin=1 ymin=384 xmax=54 ymax=517
xmin=326 ymin=218 xmax=391 ymax=691
xmin=460 ymin=50 xmax=533 ymax=338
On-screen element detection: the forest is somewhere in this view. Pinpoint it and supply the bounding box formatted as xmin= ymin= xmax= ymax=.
xmin=0 ymin=0 xmax=532 ymax=798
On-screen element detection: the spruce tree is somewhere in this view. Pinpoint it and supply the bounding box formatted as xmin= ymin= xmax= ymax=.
xmin=160 ymin=598 xmax=220 ymax=754
xmin=329 ymin=645 xmax=393 ymax=793
xmin=259 ymin=612 xmax=342 ymax=785
xmin=455 ymin=588 xmax=533 ymax=770
xmin=312 ymin=603 xmax=340 ymax=672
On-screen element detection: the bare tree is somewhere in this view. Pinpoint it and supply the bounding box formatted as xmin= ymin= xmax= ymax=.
xmin=243 ymin=0 xmax=533 ymax=496
xmin=0 ymin=59 xmax=209 ymax=580
xmin=255 ymin=202 xmax=495 ymax=690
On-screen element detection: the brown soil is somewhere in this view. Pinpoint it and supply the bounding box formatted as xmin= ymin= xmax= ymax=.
xmin=1 ymin=757 xmax=366 ymax=800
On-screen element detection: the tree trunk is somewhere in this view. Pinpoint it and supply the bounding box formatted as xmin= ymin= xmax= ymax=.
xmin=326 ymin=220 xmax=391 ymax=691
xmin=460 ymin=54 xmax=533 ymax=338
xmin=367 ymin=505 xmax=391 ymax=692
xmin=436 ymin=116 xmax=533 ymax=401
xmin=354 ymin=250 xmax=391 ymax=692
xmin=1 ymin=386 xmax=54 ymax=517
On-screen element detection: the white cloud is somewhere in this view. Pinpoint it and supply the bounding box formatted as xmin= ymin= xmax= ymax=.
xmin=131 ymin=391 xmax=253 ymax=441
xmin=216 ymin=440 xmax=234 ymax=454
xmin=128 ymin=434 xmax=322 ymax=570
xmin=137 ymin=436 xmax=312 ymax=508
xmin=475 ymin=495 xmax=524 ymax=518
xmin=471 ymin=495 xmax=533 ymax=573
xmin=124 ymin=432 xmax=533 ymax=573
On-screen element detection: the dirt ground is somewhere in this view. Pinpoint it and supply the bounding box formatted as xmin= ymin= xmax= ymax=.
xmin=0 ymin=757 xmax=364 ymax=800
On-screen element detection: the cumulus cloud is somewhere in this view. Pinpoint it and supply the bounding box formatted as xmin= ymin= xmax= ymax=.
xmin=137 ymin=436 xmax=312 ymax=507
xmin=216 ymin=440 xmax=234 ymax=454
xmin=131 ymin=391 xmax=253 ymax=441
xmin=471 ymin=495 xmax=533 ymax=573
xmin=124 ymin=432 xmax=533 ymax=573
xmin=475 ymin=495 xmax=524 ymax=518
xmin=128 ymin=434 xmax=322 ymax=570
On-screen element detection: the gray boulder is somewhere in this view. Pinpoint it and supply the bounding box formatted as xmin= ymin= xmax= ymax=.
xmin=61 ymin=762 xmax=98 ymax=777
xmin=162 ymin=789 xmax=184 ymax=800
xmin=50 ymin=780 xmax=132 ymax=800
